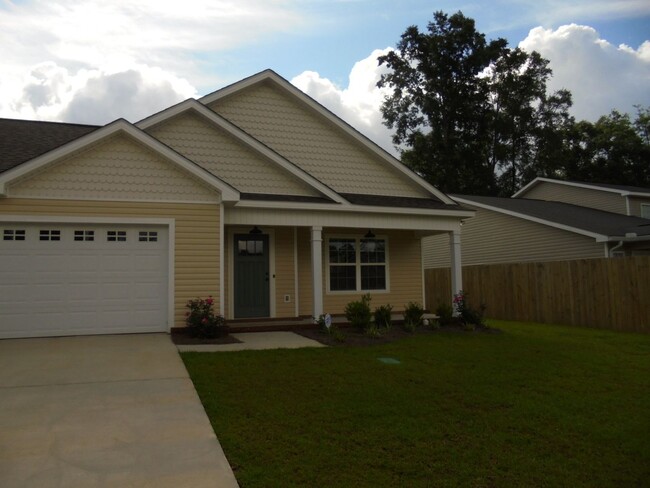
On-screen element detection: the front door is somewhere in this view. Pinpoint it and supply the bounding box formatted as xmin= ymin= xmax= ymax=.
xmin=234 ymin=234 xmax=270 ymax=318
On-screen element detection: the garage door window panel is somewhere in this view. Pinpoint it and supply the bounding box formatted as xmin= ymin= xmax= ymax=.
xmin=107 ymin=230 xmax=127 ymax=242
xmin=74 ymin=230 xmax=95 ymax=241
xmin=3 ymin=229 xmax=25 ymax=241
xmin=40 ymin=230 xmax=60 ymax=241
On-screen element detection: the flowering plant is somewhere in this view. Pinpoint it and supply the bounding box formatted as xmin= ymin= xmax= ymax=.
xmin=453 ymin=290 xmax=487 ymax=329
xmin=185 ymin=296 xmax=226 ymax=338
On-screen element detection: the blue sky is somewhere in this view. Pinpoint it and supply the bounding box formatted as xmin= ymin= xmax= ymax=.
xmin=0 ymin=0 xmax=648 ymax=153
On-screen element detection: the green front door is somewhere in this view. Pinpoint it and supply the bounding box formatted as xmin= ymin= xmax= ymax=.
xmin=234 ymin=234 xmax=270 ymax=318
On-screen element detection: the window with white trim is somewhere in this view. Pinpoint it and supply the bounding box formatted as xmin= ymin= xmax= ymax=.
xmin=328 ymin=237 xmax=387 ymax=292
xmin=3 ymin=229 xmax=26 ymax=241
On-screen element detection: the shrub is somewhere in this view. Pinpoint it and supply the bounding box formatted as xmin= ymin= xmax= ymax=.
xmin=453 ymin=291 xmax=487 ymax=329
xmin=185 ymin=296 xmax=226 ymax=338
xmin=316 ymin=313 xmax=347 ymax=342
xmin=365 ymin=324 xmax=382 ymax=338
xmin=403 ymin=301 xmax=424 ymax=331
xmin=374 ymin=304 xmax=393 ymax=329
xmin=345 ymin=294 xmax=372 ymax=331
xmin=435 ymin=302 xmax=455 ymax=326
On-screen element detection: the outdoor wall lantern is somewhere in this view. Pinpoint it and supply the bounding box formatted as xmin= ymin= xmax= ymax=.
xmin=249 ymin=226 xmax=263 ymax=235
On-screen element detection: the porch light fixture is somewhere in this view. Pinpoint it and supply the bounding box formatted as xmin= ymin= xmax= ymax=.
xmin=364 ymin=230 xmax=375 ymax=238
xmin=249 ymin=226 xmax=263 ymax=235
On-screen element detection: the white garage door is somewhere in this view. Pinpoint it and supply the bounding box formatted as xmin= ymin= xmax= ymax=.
xmin=0 ymin=223 xmax=169 ymax=338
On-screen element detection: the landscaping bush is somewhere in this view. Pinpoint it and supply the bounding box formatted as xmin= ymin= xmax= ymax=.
xmin=453 ymin=291 xmax=487 ymax=329
xmin=402 ymin=301 xmax=424 ymax=332
xmin=316 ymin=313 xmax=346 ymax=342
xmin=185 ymin=296 xmax=226 ymax=338
xmin=345 ymin=294 xmax=372 ymax=331
xmin=435 ymin=302 xmax=455 ymax=326
xmin=374 ymin=304 xmax=393 ymax=329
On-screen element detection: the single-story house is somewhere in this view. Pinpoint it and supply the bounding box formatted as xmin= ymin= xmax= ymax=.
xmin=0 ymin=69 xmax=473 ymax=339
xmin=423 ymin=188 xmax=650 ymax=270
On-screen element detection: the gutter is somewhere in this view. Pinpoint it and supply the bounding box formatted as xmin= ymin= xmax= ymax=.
xmin=608 ymin=241 xmax=624 ymax=257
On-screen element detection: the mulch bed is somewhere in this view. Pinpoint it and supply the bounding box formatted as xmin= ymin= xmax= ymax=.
xmin=295 ymin=324 xmax=500 ymax=347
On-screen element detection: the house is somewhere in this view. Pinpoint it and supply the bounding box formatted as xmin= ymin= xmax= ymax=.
xmin=513 ymin=177 xmax=650 ymax=218
xmin=0 ymin=69 xmax=472 ymax=339
xmin=423 ymin=179 xmax=650 ymax=270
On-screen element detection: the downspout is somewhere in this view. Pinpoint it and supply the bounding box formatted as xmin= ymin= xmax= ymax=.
xmin=609 ymin=240 xmax=624 ymax=257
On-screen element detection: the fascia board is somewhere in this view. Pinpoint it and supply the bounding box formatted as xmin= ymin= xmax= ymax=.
xmin=0 ymin=118 xmax=240 ymax=202
xmin=234 ymin=198 xmax=475 ymax=218
xmin=453 ymin=196 xmax=607 ymax=241
xmin=200 ymin=69 xmax=457 ymax=205
xmin=512 ymin=177 xmax=650 ymax=198
xmin=137 ymin=98 xmax=346 ymax=204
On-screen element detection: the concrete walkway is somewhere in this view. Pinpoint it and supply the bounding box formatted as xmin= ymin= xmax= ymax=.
xmin=177 ymin=331 xmax=326 ymax=352
xmin=0 ymin=334 xmax=239 ymax=488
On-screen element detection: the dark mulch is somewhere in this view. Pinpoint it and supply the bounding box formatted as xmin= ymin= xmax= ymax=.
xmin=295 ymin=323 xmax=499 ymax=347
xmin=171 ymin=329 xmax=242 ymax=345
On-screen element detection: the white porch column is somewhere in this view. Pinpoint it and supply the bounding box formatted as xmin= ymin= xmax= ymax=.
xmin=311 ymin=226 xmax=324 ymax=320
xmin=450 ymin=229 xmax=463 ymax=308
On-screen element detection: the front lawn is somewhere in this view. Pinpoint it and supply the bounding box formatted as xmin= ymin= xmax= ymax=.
xmin=181 ymin=321 xmax=650 ymax=487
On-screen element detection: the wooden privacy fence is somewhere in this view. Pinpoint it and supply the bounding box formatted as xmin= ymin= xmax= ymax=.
xmin=425 ymin=256 xmax=650 ymax=333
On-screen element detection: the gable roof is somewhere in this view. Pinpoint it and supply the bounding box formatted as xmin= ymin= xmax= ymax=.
xmin=136 ymin=98 xmax=346 ymax=203
xmin=0 ymin=119 xmax=240 ymax=202
xmin=453 ymin=194 xmax=650 ymax=241
xmin=513 ymin=177 xmax=650 ymax=198
xmin=0 ymin=118 xmax=99 ymax=174
xmin=199 ymin=69 xmax=456 ymax=205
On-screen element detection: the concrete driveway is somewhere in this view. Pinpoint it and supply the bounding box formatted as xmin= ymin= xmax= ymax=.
xmin=0 ymin=334 xmax=238 ymax=488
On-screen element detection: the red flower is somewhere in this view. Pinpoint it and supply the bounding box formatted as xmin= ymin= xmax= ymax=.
xmin=201 ymin=317 xmax=208 ymax=325
xmin=206 ymin=298 xmax=214 ymax=305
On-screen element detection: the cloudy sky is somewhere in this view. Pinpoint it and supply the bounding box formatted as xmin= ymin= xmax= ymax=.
xmin=1 ymin=0 xmax=648 ymax=155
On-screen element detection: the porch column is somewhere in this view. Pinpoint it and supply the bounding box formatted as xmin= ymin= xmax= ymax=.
xmin=311 ymin=226 xmax=324 ymax=320
xmin=450 ymin=229 xmax=462 ymax=312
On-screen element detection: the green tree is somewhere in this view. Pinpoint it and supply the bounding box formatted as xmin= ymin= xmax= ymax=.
xmin=377 ymin=11 xmax=506 ymax=195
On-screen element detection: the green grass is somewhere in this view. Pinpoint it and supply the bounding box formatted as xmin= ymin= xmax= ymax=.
xmin=181 ymin=321 xmax=650 ymax=487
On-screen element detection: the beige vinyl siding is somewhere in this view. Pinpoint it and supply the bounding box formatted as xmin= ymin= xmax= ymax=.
xmin=147 ymin=112 xmax=319 ymax=197
xmin=208 ymin=81 xmax=431 ymax=198
xmin=7 ymin=134 xmax=218 ymax=203
xmin=423 ymin=205 xmax=604 ymax=268
xmin=628 ymin=197 xmax=650 ymax=218
xmin=522 ymin=182 xmax=626 ymax=214
xmin=0 ymin=198 xmax=220 ymax=327
xmin=274 ymin=226 xmax=296 ymax=317
xmin=322 ymin=229 xmax=423 ymax=313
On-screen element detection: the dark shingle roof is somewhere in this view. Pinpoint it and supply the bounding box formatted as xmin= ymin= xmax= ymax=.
xmin=240 ymin=193 xmax=335 ymax=204
xmin=454 ymin=194 xmax=650 ymax=238
xmin=340 ymin=193 xmax=462 ymax=210
xmin=0 ymin=118 xmax=99 ymax=173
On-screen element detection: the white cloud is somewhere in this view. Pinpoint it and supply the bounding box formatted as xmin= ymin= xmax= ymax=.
xmin=292 ymin=48 xmax=398 ymax=156
xmin=0 ymin=0 xmax=304 ymax=123
xmin=519 ymin=24 xmax=650 ymax=120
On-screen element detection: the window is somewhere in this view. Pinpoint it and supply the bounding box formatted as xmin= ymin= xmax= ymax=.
xmin=238 ymin=239 xmax=264 ymax=256
xmin=642 ymin=204 xmax=650 ymax=219
xmin=74 ymin=230 xmax=95 ymax=241
xmin=328 ymin=237 xmax=387 ymax=292
xmin=3 ymin=229 xmax=26 ymax=241
xmin=138 ymin=231 xmax=158 ymax=242
xmin=107 ymin=230 xmax=127 ymax=242
xmin=39 ymin=230 xmax=60 ymax=241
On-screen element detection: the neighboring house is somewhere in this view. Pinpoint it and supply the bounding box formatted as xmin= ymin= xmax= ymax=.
xmin=0 ymin=69 xmax=472 ymax=339
xmin=513 ymin=177 xmax=650 ymax=218
xmin=423 ymin=183 xmax=650 ymax=270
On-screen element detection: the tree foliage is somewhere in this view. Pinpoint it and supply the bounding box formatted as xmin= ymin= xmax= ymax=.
xmin=378 ymin=11 xmax=650 ymax=195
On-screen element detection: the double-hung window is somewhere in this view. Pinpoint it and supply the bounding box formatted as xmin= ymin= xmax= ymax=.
xmin=328 ymin=236 xmax=387 ymax=292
